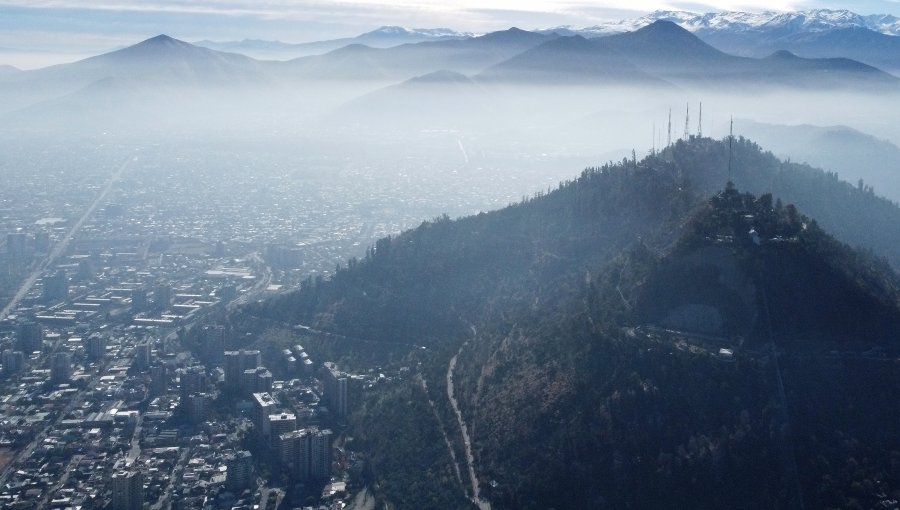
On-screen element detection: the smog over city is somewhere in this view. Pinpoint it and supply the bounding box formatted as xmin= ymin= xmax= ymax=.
xmin=3 ymin=2 xmax=900 ymax=509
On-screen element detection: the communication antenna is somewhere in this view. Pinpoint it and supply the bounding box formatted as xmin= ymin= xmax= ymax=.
xmin=728 ymin=116 xmax=734 ymax=182
xmin=652 ymin=121 xmax=656 ymax=155
xmin=697 ymin=102 xmax=703 ymax=138
xmin=667 ymin=108 xmax=672 ymax=147
xmin=683 ymin=103 xmax=690 ymax=141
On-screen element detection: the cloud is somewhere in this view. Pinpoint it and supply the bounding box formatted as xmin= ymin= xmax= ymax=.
xmin=557 ymin=0 xmax=802 ymax=12
xmin=0 ymin=0 xmax=490 ymax=21
xmin=0 ymin=0 xmax=805 ymax=20
xmin=0 ymin=1 xmax=349 ymax=20
xmin=1 ymin=0 xmax=897 ymax=31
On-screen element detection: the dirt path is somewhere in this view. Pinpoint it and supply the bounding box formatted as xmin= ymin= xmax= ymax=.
xmin=417 ymin=374 xmax=464 ymax=489
xmin=447 ymin=328 xmax=490 ymax=510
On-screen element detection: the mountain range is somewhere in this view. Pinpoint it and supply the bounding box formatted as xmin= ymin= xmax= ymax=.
xmin=571 ymin=9 xmax=900 ymax=37
xmin=475 ymin=21 xmax=895 ymax=91
xmin=188 ymin=9 xmax=900 ymax=74
xmin=195 ymin=26 xmax=473 ymax=60
xmin=0 ymin=34 xmax=278 ymax=128
xmin=735 ymin=120 xmax=900 ymax=204
xmin=279 ymin=27 xmax=556 ymax=82
xmin=551 ymin=9 xmax=900 ymax=73
xmin=1 ymin=20 xmax=896 ymax=130
xmin=198 ymin=9 xmax=900 ymax=63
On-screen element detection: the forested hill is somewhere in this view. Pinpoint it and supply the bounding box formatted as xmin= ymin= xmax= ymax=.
xmin=244 ymin=136 xmax=900 ymax=509
xmin=253 ymin=147 xmax=698 ymax=346
xmin=634 ymin=184 xmax=900 ymax=347
xmin=252 ymin=135 xmax=900 ymax=348
xmin=454 ymin=187 xmax=900 ymax=509
xmin=668 ymin=136 xmax=900 ymax=268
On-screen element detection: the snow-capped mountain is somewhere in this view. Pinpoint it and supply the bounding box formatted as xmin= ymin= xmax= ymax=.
xmin=365 ymin=26 xmax=472 ymax=39
xmin=548 ymin=9 xmax=900 ymax=37
xmin=540 ymin=11 xmax=783 ymax=38
xmin=539 ymin=9 xmax=900 ymax=73
xmin=758 ymin=10 xmax=900 ymax=35
xmin=866 ymin=13 xmax=900 ymax=34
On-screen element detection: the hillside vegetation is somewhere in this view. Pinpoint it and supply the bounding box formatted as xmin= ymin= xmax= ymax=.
xmin=246 ymin=137 xmax=900 ymax=509
xmin=255 ymin=136 xmax=900 ymax=343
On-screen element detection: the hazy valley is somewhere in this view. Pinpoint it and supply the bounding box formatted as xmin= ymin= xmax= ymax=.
xmin=2 ymin=7 xmax=900 ymax=510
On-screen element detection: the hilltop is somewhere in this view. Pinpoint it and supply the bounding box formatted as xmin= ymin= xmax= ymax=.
xmin=245 ymin=136 xmax=900 ymax=508
xmin=636 ymin=184 xmax=900 ymax=346
xmin=256 ymin=137 xmax=900 ymax=345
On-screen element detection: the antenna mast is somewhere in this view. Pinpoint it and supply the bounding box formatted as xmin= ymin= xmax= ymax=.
xmin=683 ymin=103 xmax=690 ymax=141
xmin=652 ymin=121 xmax=656 ymax=155
xmin=667 ymin=108 xmax=672 ymax=147
xmin=697 ymin=102 xmax=703 ymax=138
xmin=728 ymin=116 xmax=734 ymax=182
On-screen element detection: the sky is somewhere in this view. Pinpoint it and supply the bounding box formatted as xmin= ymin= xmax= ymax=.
xmin=1 ymin=0 xmax=899 ymax=68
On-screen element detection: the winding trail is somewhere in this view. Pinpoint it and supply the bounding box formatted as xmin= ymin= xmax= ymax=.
xmin=417 ymin=375 xmax=464 ymax=489
xmin=447 ymin=326 xmax=490 ymax=510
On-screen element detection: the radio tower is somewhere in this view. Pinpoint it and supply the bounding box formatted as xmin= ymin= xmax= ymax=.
xmin=728 ymin=116 xmax=734 ymax=182
xmin=667 ymin=108 xmax=672 ymax=147
xmin=697 ymin=102 xmax=703 ymax=138
xmin=683 ymin=103 xmax=690 ymax=141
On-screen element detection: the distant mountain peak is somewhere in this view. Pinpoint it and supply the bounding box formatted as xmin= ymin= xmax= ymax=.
xmin=645 ymin=10 xmax=699 ymax=21
xmin=140 ymin=34 xmax=185 ymax=46
xmin=117 ymin=34 xmax=199 ymax=57
xmin=481 ymin=27 xmax=528 ymax=38
xmin=362 ymin=25 xmax=472 ymax=39
xmin=762 ymin=9 xmax=866 ymax=32
xmin=87 ymin=33 xmax=232 ymax=67
xmin=586 ymin=18 xmax=728 ymax=68
xmin=641 ymin=19 xmax=691 ymax=33
xmin=369 ymin=26 xmax=410 ymax=35
xmin=767 ymin=49 xmax=800 ymax=59
xmin=626 ymin=18 xmax=718 ymax=48
xmin=476 ymin=27 xmax=548 ymax=44
xmin=406 ymin=69 xmax=472 ymax=84
xmin=485 ymin=27 xmax=529 ymax=36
